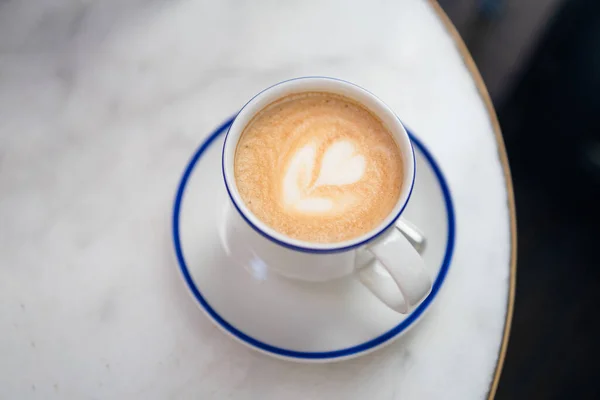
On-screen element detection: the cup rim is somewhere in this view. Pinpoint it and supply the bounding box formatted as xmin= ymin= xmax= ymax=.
xmin=222 ymin=76 xmax=416 ymax=254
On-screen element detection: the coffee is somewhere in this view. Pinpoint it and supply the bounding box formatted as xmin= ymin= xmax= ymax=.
xmin=234 ymin=92 xmax=403 ymax=243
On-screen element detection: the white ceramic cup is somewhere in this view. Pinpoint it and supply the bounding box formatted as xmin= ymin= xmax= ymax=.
xmin=221 ymin=77 xmax=431 ymax=314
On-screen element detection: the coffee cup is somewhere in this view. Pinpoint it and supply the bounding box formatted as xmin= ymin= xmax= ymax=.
xmin=221 ymin=77 xmax=431 ymax=314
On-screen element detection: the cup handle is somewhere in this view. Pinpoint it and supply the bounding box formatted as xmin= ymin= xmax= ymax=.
xmin=357 ymin=227 xmax=432 ymax=314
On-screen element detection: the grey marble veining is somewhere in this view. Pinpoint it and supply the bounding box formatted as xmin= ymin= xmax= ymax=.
xmin=0 ymin=0 xmax=511 ymax=398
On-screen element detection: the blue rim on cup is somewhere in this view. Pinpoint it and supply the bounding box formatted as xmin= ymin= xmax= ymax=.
xmin=221 ymin=77 xmax=417 ymax=254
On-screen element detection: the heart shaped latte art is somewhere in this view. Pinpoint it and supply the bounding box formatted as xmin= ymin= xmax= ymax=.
xmin=282 ymin=140 xmax=366 ymax=213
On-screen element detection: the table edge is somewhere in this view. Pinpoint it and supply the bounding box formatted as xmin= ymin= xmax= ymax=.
xmin=427 ymin=1 xmax=517 ymax=399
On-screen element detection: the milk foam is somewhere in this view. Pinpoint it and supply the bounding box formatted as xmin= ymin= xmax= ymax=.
xmin=282 ymin=140 xmax=366 ymax=213
xmin=234 ymin=92 xmax=403 ymax=243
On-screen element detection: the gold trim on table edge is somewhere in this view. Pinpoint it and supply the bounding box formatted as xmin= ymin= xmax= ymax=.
xmin=428 ymin=1 xmax=518 ymax=399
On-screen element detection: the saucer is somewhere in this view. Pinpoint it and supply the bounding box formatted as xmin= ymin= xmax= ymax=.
xmin=172 ymin=117 xmax=455 ymax=362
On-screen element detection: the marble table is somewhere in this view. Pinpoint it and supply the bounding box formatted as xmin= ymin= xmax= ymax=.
xmin=0 ymin=0 xmax=516 ymax=398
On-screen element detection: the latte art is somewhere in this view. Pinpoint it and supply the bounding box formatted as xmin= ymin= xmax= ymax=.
xmin=282 ymin=139 xmax=365 ymax=213
xmin=234 ymin=92 xmax=403 ymax=243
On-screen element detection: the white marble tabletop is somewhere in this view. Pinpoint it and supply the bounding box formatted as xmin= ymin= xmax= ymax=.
xmin=0 ymin=0 xmax=514 ymax=399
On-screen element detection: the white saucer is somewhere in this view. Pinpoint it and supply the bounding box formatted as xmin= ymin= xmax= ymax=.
xmin=172 ymin=117 xmax=455 ymax=362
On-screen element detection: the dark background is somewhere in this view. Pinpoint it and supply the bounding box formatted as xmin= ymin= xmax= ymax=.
xmin=439 ymin=0 xmax=600 ymax=398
